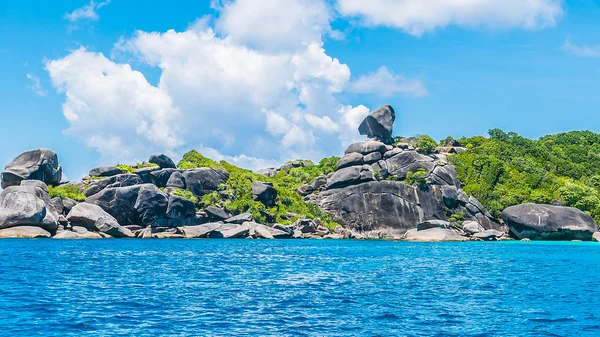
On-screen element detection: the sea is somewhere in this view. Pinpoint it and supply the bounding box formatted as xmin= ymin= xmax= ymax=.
xmin=0 ymin=239 xmax=599 ymax=336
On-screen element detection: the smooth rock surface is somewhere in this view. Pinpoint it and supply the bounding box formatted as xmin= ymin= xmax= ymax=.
xmin=0 ymin=226 xmax=51 ymax=238
xmin=1 ymin=149 xmax=62 ymax=189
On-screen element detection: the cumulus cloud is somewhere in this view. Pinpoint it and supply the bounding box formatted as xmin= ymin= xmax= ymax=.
xmin=337 ymin=0 xmax=563 ymax=36
xmin=64 ymin=0 xmax=110 ymax=22
xmin=26 ymin=73 xmax=47 ymax=97
xmin=562 ymin=39 xmax=600 ymax=58
xmin=349 ymin=66 xmax=427 ymax=98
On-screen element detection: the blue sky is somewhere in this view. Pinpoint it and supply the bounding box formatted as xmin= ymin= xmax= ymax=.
xmin=1 ymin=0 xmax=600 ymax=179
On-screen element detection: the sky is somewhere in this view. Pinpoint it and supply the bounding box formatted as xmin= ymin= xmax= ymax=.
xmin=1 ymin=0 xmax=600 ymax=180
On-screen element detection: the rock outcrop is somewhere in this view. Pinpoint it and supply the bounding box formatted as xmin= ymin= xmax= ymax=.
xmin=501 ymin=204 xmax=598 ymax=240
xmin=358 ymin=105 xmax=395 ymax=145
xmin=149 ymin=154 xmax=177 ymax=169
xmin=1 ymin=149 xmax=62 ymax=189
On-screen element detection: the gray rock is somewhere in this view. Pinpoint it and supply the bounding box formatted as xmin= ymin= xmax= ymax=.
xmin=358 ymin=105 xmax=395 ymax=144
xmin=225 ymin=213 xmax=253 ymax=224
xmin=384 ymin=148 xmax=402 ymax=159
xmin=327 ymin=165 xmax=374 ymax=189
xmin=256 ymin=168 xmax=279 ymax=177
xmin=134 ymin=185 xmax=169 ymax=226
xmin=134 ymin=166 xmax=161 ymax=183
xmin=83 ymin=174 xmax=143 ymax=197
xmin=0 ymin=186 xmax=51 ymax=230
xmin=501 ymin=203 xmax=598 ymax=240
xmin=335 ymin=153 xmax=364 ymax=170
xmin=253 ymin=223 xmax=275 ymax=239
xmin=403 ymin=228 xmax=468 ymax=242
xmin=386 ymin=151 xmax=435 ymax=180
xmin=150 ymin=168 xmax=179 ymax=188
xmin=166 ymin=171 xmax=186 ymax=189
xmin=210 ymin=223 xmax=249 ymax=238
xmin=181 ymin=222 xmax=223 ymax=238
xmin=311 ymin=175 xmax=328 ymax=190
xmin=345 ymin=141 xmax=387 ymax=156
xmin=473 ymin=229 xmax=505 ymax=241
xmin=428 ymin=165 xmax=460 ymax=187
xmin=266 ymin=225 xmax=292 ymax=239
xmin=592 ymin=232 xmax=600 ymax=242
xmin=66 ymin=203 xmax=133 ymax=238
xmin=89 ymin=166 xmax=125 ymax=178
xmin=62 ymin=198 xmax=77 ymax=215
xmin=149 ymin=154 xmax=177 ymax=169
xmin=417 ymin=220 xmax=452 ymax=231
xmin=272 ymin=224 xmax=294 ymax=235
xmin=166 ymin=195 xmax=195 ymax=219
xmin=183 ymin=168 xmax=230 ymax=197
xmin=49 ymin=197 xmax=64 ymax=215
xmin=21 ymin=180 xmax=49 ymax=193
xmin=371 ymin=160 xmax=389 ymax=180
xmin=0 ymin=226 xmax=51 ymax=238
xmin=205 ymin=206 xmax=231 ymax=221
xmin=53 ymin=231 xmax=84 ymax=239
xmin=462 ymin=220 xmax=485 ymax=235
xmin=297 ymin=184 xmax=315 ymax=196
xmin=252 ymin=181 xmax=277 ymax=206
xmin=1 ymin=149 xmax=62 ymax=189
xmin=363 ymin=152 xmax=382 ymax=164
xmin=86 ymin=184 xmax=147 ymax=225
xmin=295 ymin=219 xmax=317 ymax=233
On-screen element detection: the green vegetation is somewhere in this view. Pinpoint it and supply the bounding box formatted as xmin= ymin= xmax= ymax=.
xmin=172 ymin=188 xmax=199 ymax=204
xmin=178 ymin=150 xmax=341 ymax=229
xmin=116 ymin=162 xmax=158 ymax=173
xmin=415 ymin=134 xmax=438 ymax=154
xmin=450 ymin=129 xmax=600 ymax=223
xmin=48 ymin=184 xmax=86 ymax=201
xmin=405 ymin=168 xmax=428 ymax=186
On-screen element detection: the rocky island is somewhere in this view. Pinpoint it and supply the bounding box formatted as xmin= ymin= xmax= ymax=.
xmin=1 ymin=105 xmax=599 ymax=242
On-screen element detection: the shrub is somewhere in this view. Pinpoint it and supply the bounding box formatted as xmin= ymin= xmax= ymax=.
xmin=406 ymin=169 xmax=428 ymax=185
xmin=415 ymin=135 xmax=438 ymax=154
xmin=48 ymin=184 xmax=86 ymax=201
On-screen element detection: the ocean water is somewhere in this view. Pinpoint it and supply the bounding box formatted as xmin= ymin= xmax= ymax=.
xmin=0 ymin=240 xmax=599 ymax=337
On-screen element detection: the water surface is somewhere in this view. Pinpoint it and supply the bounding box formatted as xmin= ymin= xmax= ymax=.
xmin=1 ymin=239 xmax=599 ymax=336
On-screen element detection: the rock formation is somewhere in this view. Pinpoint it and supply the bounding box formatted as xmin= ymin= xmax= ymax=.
xmin=358 ymin=105 xmax=395 ymax=144
xmin=1 ymin=149 xmax=62 ymax=188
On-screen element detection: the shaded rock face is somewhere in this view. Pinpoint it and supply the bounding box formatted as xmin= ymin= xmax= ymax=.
xmin=86 ymin=184 xmax=147 ymax=225
xmin=166 ymin=195 xmax=195 ymax=219
xmin=501 ymin=204 xmax=598 ymax=240
xmin=183 ymin=168 xmax=230 ymax=198
xmin=327 ymin=165 xmax=374 ymax=189
xmin=66 ymin=203 xmax=133 ymax=238
xmin=83 ymin=174 xmax=143 ymax=197
xmin=89 ymin=166 xmax=125 ymax=178
xmin=0 ymin=184 xmax=60 ymax=232
xmin=166 ymin=171 xmax=186 ymax=189
xmin=252 ymin=181 xmax=277 ymax=207
xmin=1 ymin=149 xmax=62 ymax=189
xmin=358 ymin=105 xmax=395 ymax=144
xmin=149 ymin=154 xmax=177 ymax=169
xmin=134 ymin=185 xmax=169 ymax=226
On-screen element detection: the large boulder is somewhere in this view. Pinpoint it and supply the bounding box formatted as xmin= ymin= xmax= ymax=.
xmin=501 ymin=204 xmax=598 ymax=240
xmin=134 ymin=166 xmax=161 ymax=184
xmin=386 ymin=151 xmax=435 ymax=180
xmin=1 ymin=149 xmax=62 ymax=189
xmin=403 ymin=228 xmax=468 ymax=242
xmin=66 ymin=203 xmax=133 ymax=238
xmin=166 ymin=171 xmax=186 ymax=189
xmin=327 ymin=165 xmax=374 ymax=189
xmin=358 ymin=105 xmax=395 ymax=144
xmin=0 ymin=185 xmax=57 ymax=231
xmin=165 ymin=195 xmax=195 ymax=219
xmin=252 ymin=181 xmax=277 ymax=207
xmin=89 ymin=166 xmax=125 ymax=178
xmin=83 ymin=174 xmax=143 ymax=197
xmin=181 ymin=223 xmax=223 ymax=238
xmin=86 ymin=184 xmax=149 ymax=225
xmin=335 ymin=153 xmax=364 ymax=170
xmin=183 ymin=168 xmax=230 ymax=198
xmin=149 ymin=154 xmax=177 ymax=169
xmin=345 ymin=141 xmax=387 ymax=156
xmin=134 ymin=185 xmax=169 ymax=226
xmin=0 ymin=226 xmax=51 ymax=238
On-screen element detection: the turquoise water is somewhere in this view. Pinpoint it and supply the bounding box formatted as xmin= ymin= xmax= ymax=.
xmin=0 ymin=240 xmax=599 ymax=336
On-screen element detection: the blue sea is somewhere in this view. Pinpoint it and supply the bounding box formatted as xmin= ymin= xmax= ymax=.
xmin=0 ymin=239 xmax=599 ymax=337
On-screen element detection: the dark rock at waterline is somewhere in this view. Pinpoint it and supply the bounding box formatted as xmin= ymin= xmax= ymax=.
xmin=89 ymin=166 xmax=125 ymax=178
xmin=501 ymin=203 xmax=598 ymax=240
xmin=183 ymin=168 xmax=230 ymax=197
xmin=149 ymin=154 xmax=177 ymax=169
xmin=205 ymin=206 xmax=230 ymax=221
xmin=1 ymin=149 xmax=62 ymax=189
xmin=358 ymin=105 xmax=396 ymax=144
xmin=252 ymin=181 xmax=277 ymax=207
xmin=66 ymin=203 xmax=133 ymax=238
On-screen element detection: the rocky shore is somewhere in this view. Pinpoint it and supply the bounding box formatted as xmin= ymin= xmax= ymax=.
xmin=1 ymin=105 xmax=599 ymax=242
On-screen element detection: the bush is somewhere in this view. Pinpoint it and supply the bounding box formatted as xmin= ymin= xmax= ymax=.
xmin=48 ymin=184 xmax=86 ymax=201
xmin=415 ymin=135 xmax=438 ymax=154
xmin=406 ymin=169 xmax=428 ymax=185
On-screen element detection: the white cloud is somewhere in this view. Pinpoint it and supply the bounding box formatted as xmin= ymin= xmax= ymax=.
xmin=305 ymin=114 xmax=340 ymax=133
xmin=337 ymin=0 xmax=563 ymax=36
xmin=26 ymin=73 xmax=47 ymax=97
xmin=64 ymin=0 xmax=110 ymax=22
xmin=562 ymin=39 xmax=600 ymax=58
xmin=194 ymin=145 xmax=282 ymax=171
xmin=349 ymin=66 xmax=427 ymax=98
xmin=215 ymin=0 xmax=331 ymax=51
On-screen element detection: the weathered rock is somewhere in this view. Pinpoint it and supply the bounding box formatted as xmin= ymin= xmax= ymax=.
xmin=371 ymin=160 xmax=389 ymax=180
xmin=335 ymin=153 xmax=364 ymax=170
xmin=428 ymin=165 xmax=460 ymax=187
xmin=417 ymin=220 xmax=452 ymax=231
xmin=205 ymin=206 xmax=231 ymax=221
xmin=83 ymin=174 xmax=143 ymax=197
xmin=403 ymin=228 xmax=468 ymax=242
xmin=183 ymin=168 xmax=230 ymax=197
xmin=312 ymin=175 xmax=328 ymax=190
xmin=345 ymin=141 xmax=387 ymax=156
xmin=21 ymin=180 xmax=49 ymax=193
xmin=86 ymin=184 xmax=146 ymax=225
xmin=150 ymin=169 xmax=179 ymax=188
xmin=253 ymin=223 xmax=275 ymax=239
xmin=210 ymin=223 xmax=250 ymax=239
xmin=49 ymin=197 xmax=64 ymax=216
xmin=165 ymin=195 xmax=195 ymax=219
xmin=592 ymin=232 xmax=600 ymax=242
xmin=502 ymin=204 xmax=598 ymax=240
xmin=134 ymin=166 xmax=161 ymax=184
xmin=386 ymin=151 xmax=435 ymax=180
xmin=152 ymin=215 xmax=207 ymax=228
xmin=272 ymin=224 xmax=294 ymax=235
xmin=256 ymin=168 xmax=278 ymax=177
xmin=358 ymin=105 xmax=395 ymax=144
xmin=225 ymin=213 xmax=252 ymax=224
xmin=252 ymin=181 xmax=277 ymax=206
xmin=181 ymin=223 xmax=223 ymax=238
xmin=363 ymin=152 xmax=382 ymax=164
xmin=66 ymin=203 xmax=133 ymax=238
xmin=297 ymin=184 xmax=315 ymax=196
xmin=53 ymin=230 xmax=84 ymax=239
xmin=166 ymin=171 xmax=186 ymax=189
xmin=1 ymin=149 xmax=62 ymax=189
xmin=462 ymin=220 xmax=485 ymax=235
xmin=0 ymin=226 xmax=51 ymax=238
xmin=323 ymin=233 xmax=344 ymax=239
xmin=280 ymin=160 xmax=313 ymax=172
xmin=136 ymin=227 xmax=152 ymax=238
xmin=473 ymin=229 xmax=505 ymax=241
xmin=71 ymin=225 xmax=90 ymax=234
xmin=149 ymin=154 xmax=177 ymax=169
xmin=89 ymin=166 xmax=125 ymax=178
xmin=62 ymin=198 xmax=77 ymax=215
xmin=134 ymin=185 xmax=169 ymax=226
xmin=0 ymin=186 xmax=50 ymax=230
xmin=266 ymin=225 xmax=292 ymax=239
xmin=327 ymin=165 xmax=374 ymax=189
xmin=295 ymin=219 xmax=317 ymax=233
xmin=384 ymin=148 xmax=403 ymax=159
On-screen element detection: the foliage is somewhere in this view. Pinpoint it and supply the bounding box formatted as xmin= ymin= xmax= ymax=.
xmin=405 ymin=168 xmax=428 ymax=185
xmin=48 ymin=184 xmax=86 ymax=201
xmin=450 ymin=129 xmax=600 ymax=224
xmin=415 ymin=134 xmax=438 ymax=154
xmin=178 ymin=151 xmax=341 ymax=229
xmin=116 ymin=164 xmax=136 ymax=174
xmin=172 ymin=188 xmax=199 ymax=204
